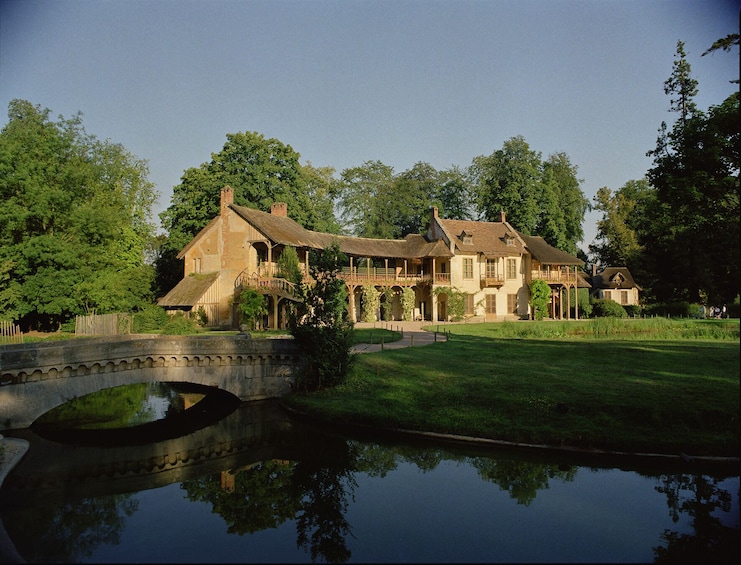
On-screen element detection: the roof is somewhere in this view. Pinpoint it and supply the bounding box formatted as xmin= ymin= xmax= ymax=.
xmin=158 ymin=272 xmax=219 ymax=307
xmin=436 ymin=218 xmax=527 ymax=257
xmin=230 ymin=204 xmax=452 ymax=259
xmin=592 ymin=267 xmax=641 ymax=290
xmin=518 ymin=234 xmax=585 ymax=266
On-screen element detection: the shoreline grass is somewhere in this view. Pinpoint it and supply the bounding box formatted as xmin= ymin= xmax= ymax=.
xmin=283 ymin=319 xmax=740 ymax=457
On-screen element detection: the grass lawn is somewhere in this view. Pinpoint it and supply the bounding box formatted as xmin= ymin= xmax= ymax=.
xmin=283 ymin=318 xmax=740 ymax=457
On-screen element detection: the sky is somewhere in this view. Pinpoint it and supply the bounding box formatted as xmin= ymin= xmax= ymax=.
xmin=1 ymin=0 xmax=738 ymax=250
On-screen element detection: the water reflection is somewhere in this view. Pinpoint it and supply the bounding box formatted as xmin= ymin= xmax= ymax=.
xmin=1 ymin=401 xmax=738 ymax=563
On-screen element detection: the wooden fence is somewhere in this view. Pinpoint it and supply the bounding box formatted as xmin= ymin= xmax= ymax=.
xmin=75 ymin=313 xmax=132 ymax=336
xmin=0 ymin=320 xmax=23 ymax=345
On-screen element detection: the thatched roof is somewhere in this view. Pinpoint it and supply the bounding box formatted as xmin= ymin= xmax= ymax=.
xmin=158 ymin=272 xmax=219 ymax=307
xmin=231 ymin=205 xmax=452 ymax=259
xmin=518 ymin=234 xmax=584 ymax=266
xmin=592 ymin=267 xmax=641 ymax=290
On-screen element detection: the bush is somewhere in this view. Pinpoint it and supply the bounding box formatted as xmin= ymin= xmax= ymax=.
xmin=161 ymin=312 xmax=202 ymax=335
xmin=133 ymin=304 xmax=169 ymax=332
xmin=623 ymin=304 xmax=642 ymax=318
xmin=644 ymin=302 xmax=694 ymax=318
xmin=591 ymin=299 xmax=627 ymax=318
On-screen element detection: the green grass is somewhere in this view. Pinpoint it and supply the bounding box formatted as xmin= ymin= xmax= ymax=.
xmin=352 ymin=328 xmax=402 ymax=345
xmin=284 ymin=319 xmax=740 ymax=456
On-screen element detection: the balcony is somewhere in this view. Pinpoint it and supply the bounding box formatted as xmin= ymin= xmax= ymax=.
xmin=531 ymin=268 xmax=578 ymax=284
xmin=480 ymin=273 xmax=505 ymax=287
xmin=339 ymin=267 xmax=436 ymax=287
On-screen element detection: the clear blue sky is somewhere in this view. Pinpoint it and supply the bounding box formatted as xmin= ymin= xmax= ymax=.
xmin=1 ymin=0 xmax=738 ymax=249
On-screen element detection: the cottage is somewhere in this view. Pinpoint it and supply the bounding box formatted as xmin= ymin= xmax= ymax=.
xmin=589 ymin=266 xmax=641 ymax=306
xmin=159 ymin=187 xmax=585 ymax=327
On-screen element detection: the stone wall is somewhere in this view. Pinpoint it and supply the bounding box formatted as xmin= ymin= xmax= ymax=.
xmin=0 ymin=335 xmax=304 ymax=430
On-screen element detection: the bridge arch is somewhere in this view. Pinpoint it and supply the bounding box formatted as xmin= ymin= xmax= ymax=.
xmin=0 ymin=335 xmax=304 ymax=430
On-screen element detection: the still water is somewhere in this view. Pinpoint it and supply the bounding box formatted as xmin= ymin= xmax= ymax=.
xmin=1 ymin=395 xmax=739 ymax=563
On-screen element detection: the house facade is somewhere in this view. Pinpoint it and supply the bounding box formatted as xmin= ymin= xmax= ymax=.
xmin=589 ymin=266 xmax=641 ymax=306
xmin=158 ymin=187 xmax=585 ymax=328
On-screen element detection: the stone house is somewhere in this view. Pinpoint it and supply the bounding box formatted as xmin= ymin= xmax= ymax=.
xmin=158 ymin=187 xmax=585 ymax=327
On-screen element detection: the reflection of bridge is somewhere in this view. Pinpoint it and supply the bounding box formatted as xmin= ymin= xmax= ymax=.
xmin=0 ymin=401 xmax=304 ymax=503
xmin=0 ymin=335 xmax=303 ymax=430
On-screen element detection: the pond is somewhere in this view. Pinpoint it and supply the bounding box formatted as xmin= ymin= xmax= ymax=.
xmin=1 ymin=396 xmax=738 ymax=563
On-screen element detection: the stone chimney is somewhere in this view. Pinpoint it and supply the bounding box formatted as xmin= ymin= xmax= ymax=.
xmin=271 ymin=202 xmax=288 ymax=217
xmin=220 ymin=186 xmax=234 ymax=216
xmin=499 ymin=210 xmax=506 ymax=223
xmin=592 ymin=263 xmax=597 ymax=277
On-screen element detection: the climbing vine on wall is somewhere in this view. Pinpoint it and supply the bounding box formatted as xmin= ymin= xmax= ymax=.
xmin=401 ymin=287 xmax=415 ymax=321
xmin=362 ymin=285 xmax=380 ymax=322
xmin=379 ymin=286 xmax=394 ymax=321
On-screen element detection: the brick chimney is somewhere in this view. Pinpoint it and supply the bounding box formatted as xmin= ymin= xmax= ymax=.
xmin=271 ymin=202 xmax=288 ymax=217
xmin=499 ymin=210 xmax=506 ymax=223
xmin=220 ymin=186 xmax=234 ymax=216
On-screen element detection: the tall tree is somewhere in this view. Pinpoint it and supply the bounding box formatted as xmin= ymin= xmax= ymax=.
xmin=471 ymin=136 xmax=587 ymax=253
xmin=471 ymin=136 xmax=542 ymax=232
xmin=589 ymin=180 xmax=655 ymax=280
xmin=663 ymin=40 xmax=698 ymax=123
xmin=337 ymin=160 xmax=396 ymax=238
xmin=645 ymin=40 xmax=740 ymax=303
xmin=0 ymin=100 xmax=157 ymax=329
xmin=436 ymin=165 xmax=475 ymax=220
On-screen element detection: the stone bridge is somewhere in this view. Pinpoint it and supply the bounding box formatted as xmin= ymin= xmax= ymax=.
xmin=0 ymin=335 xmax=304 ymax=430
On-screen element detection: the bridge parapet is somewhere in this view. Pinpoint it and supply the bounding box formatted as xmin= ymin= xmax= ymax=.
xmin=0 ymin=335 xmax=304 ymax=430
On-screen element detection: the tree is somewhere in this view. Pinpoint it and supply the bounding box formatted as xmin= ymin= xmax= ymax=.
xmin=157 ymin=132 xmax=338 ymax=293
xmin=645 ymin=40 xmax=740 ymax=303
xmin=237 ymin=288 xmax=268 ymax=330
xmin=471 ymin=136 xmax=588 ymax=253
xmin=436 ymin=165 xmax=475 ymax=220
xmin=663 ymin=40 xmax=698 ymax=123
xmin=289 ymin=242 xmax=354 ymax=391
xmin=276 ymin=246 xmax=303 ymax=285
xmin=529 ymin=279 xmax=551 ymax=320
xmin=472 ymin=136 xmax=542 ymax=232
xmin=0 ymin=100 xmax=157 ymax=329
xmin=589 ymin=180 xmax=655 ymax=271
xmin=337 ymin=160 xmax=396 ymax=238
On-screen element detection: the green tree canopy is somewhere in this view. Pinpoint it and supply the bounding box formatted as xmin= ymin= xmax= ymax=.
xmin=645 ymin=40 xmax=740 ymax=303
xmin=589 ymin=179 xmax=655 ymax=272
xmin=470 ymin=136 xmax=588 ymax=254
xmin=0 ymin=100 xmax=157 ymax=329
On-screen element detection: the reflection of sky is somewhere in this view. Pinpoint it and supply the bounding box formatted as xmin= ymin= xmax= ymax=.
xmin=140 ymin=394 xmax=170 ymax=422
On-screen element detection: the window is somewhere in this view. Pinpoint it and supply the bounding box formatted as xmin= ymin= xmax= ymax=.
xmin=465 ymin=294 xmax=475 ymax=315
xmin=507 ymin=294 xmax=517 ymax=314
xmin=486 ymin=294 xmax=496 ymax=314
xmin=506 ymin=258 xmax=517 ymax=279
xmin=621 ymin=290 xmax=629 ymax=305
xmin=463 ymin=258 xmax=473 ymax=279
xmin=486 ymin=259 xmax=498 ymax=279
xmin=193 ymin=257 xmax=202 ymax=274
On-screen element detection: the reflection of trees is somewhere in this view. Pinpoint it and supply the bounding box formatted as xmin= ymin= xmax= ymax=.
xmin=7 ymin=494 xmax=137 ymax=562
xmin=469 ymin=457 xmax=577 ymax=505
xmin=653 ymin=474 xmax=739 ymax=563
xmin=182 ymin=460 xmax=301 ymax=534
xmin=291 ymin=437 xmax=358 ymax=563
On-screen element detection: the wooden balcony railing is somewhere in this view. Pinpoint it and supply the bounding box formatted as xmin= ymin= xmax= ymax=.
xmin=531 ymin=268 xmax=577 ymax=284
xmin=480 ymin=274 xmax=505 ymax=287
xmin=235 ymin=274 xmax=300 ymax=299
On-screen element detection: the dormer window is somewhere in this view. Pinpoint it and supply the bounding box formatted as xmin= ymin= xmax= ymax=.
xmin=504 ymin=233 xmax=515 ymax=246
xmin=459 ymin=230 xmax=473 ymax=245
xmin=610 ymin=272 xmax=625 ymax=286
